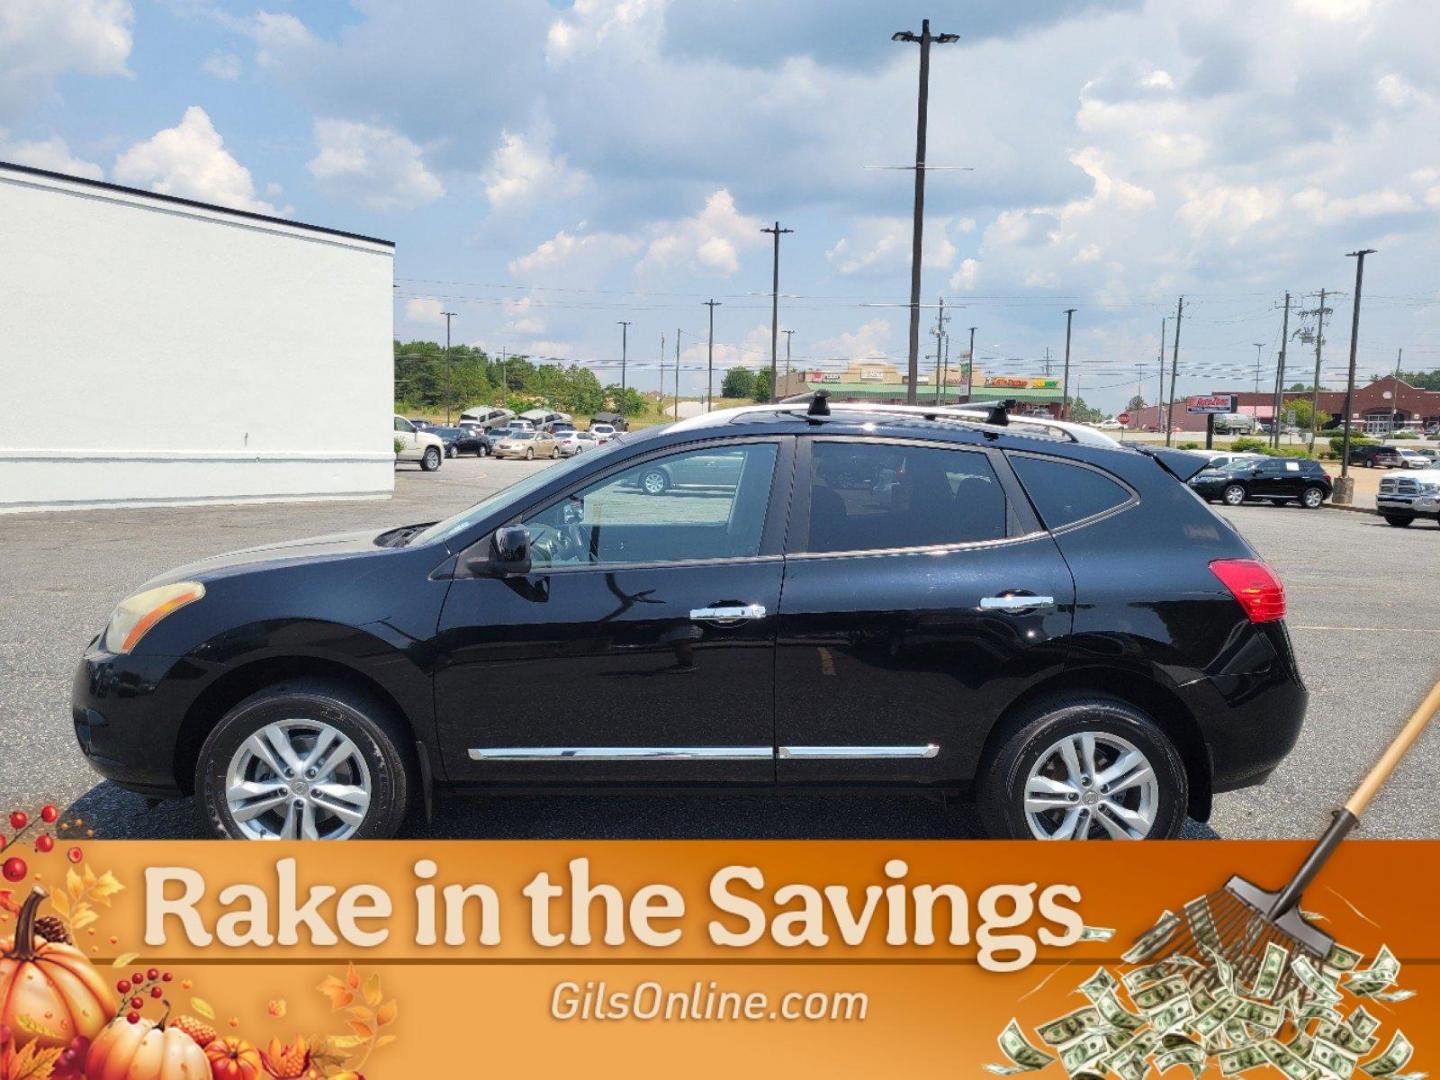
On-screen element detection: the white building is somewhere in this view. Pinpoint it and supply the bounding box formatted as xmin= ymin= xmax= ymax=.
xmin=0 ymin=162 xmax=395 ymax=513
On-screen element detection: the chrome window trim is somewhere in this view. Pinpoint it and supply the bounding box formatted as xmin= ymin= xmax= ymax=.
xmin=1004 ymin=450 xmax=1140 ymax=535
xmin=468 ymin=746 xmax=773 ymax=762
xmin=779 ymin=745 xmax=940 ymax=760
xmin=783 ymin=528 xmax=1051 ymax=563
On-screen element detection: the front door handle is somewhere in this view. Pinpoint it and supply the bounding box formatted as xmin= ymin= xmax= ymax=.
xmin=690 ymin=604 xmax=767 ymax=622
xmin=979 ymin=594 xmax=1055 ymax=613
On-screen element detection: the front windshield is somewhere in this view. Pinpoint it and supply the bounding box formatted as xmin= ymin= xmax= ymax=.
xmin=410 ymin=437 xmax=627 ymax=548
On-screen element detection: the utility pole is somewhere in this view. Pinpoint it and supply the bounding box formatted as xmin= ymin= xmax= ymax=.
xmin=1157 ymin=320 xmax=1168 ymax=432
xmin=761 ymin=222 xmax=792 ymax=403
xmin=617 ymin=320 xmax=631 ymax=399
xmin=782 ymin=329 xmax=794 ymax=388
xmin=1271 ymin=292 xmax=1291 ymax=448
xmin=1043 ymin=346 xmax=1051 ymax=376
xmin=1061 ymin=308 xmax=1076 ymax=420
xmin=1338 ymin=249 xmax=1377 ymax=500
xmin=441 ymin=310 xmax=458 ymax=423
xmin=704 ymin=300 xmax=721 ymax=411
xmin=659 ymin=332 xmax=665 ymax=416
xmin=674 ymin=328 xmax=682 ymax=420
xmin=1305 ymin=292 xmax=1329 ymax=449
xmin=498 ymin=347 xmax=507 ymax=406
xmin=932 ymin=296 xmax=947 ymax=404
xmin=940 ymin=316 xmax=951 ymax=402
xmin=965 ymin=326 xmax=976 ymax=404
xmin=892 ymin=18 xmax=959 ymax=404
xmin=1166 ymin=296 xmax=1184 ymax=447
xmin=1393 ymin=347 xmax=1403 ymax=433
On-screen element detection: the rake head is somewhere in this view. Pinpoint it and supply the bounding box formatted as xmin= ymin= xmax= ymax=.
xmin=1145 ymin=876 xmax=1334 ymax=1004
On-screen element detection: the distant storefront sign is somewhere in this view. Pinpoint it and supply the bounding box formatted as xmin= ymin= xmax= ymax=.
xmin=819 ymin=373 xmax=841 ymax=383
xmin=859 ymin=370 xmax=886 ymax=381
xmin=1186 ymin=394 xmax=1236 ymax=414
xmin=984 ymin=376 xmax=1060 ymax=389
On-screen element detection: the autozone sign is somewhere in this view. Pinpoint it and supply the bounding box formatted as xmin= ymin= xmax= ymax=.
xmin=1186 ymin=394 xmax=1236 ymax=414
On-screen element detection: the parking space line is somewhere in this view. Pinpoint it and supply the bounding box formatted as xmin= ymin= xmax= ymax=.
xmin=1290 ymin=624 xmax=1440 ymax=634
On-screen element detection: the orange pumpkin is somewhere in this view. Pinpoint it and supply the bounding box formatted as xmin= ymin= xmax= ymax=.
xmin=0 ymin=888 xmax=115 ymax=1050
xmin=206 ymin=1036 xmax=263 ymax=1080
xmin=86 ymin=1012 xmax=210 ymax=1080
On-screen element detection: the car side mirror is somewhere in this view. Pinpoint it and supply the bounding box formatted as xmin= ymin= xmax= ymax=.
xmin=467 ymin=524 xmax=531 ymax=577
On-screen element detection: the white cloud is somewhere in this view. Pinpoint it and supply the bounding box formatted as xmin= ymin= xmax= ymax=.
xmin=811 ymin=318 xmax=893 ymax=360
xmin=113 ymin=106 xmax=279 ymax=214
xmin=404 ymin=297 xmax=445 ymax=326
xmin=306 ymin=117 xmax=444 ymax=211
xmin=1376 ymin=72 xmax=1434 ymax=108
xmin=826 ymin=216 xmax=956 ymax=276
xmin=0 ymin=0 xmax=133 ymax=116
xmin=950 ymin=258 xmax=980 ymax=291
xmin=1292 ymin=0 xmax=1376 ymax=21
xmin=638 ymin=189 xmax=762 ymax=277
xmin=504 ymin=297 xmax=545 ymax=335
xmin=545 ymin=0 xmax=662 ymax=64
xmin=508 ymin=227 xmax=641 ymax=278
xmin=0 ymin=132 xmax=103 ymax=179
xmin=203 ymin=50 xmax=242 ymax=81
xmin=483 ymin=128 xmax=589 ymax=211
xmin=213 ymin=9 xmax=317 ymax=69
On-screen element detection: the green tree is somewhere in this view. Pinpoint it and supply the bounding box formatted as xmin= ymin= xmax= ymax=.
xmin=752 ymin=369 xmax=772 ymax=403
xmin=722 ymin=366 xmax=756 ymax=399
xmin=1289 ymin=399 xmax=1331 ymax=432
xmin=1400 ymin=369 xmax=1440 ymax=391
xmin=1067 ymin=397 xmax=1104 ymax=424
xmin=605 ymin=385 xmax=648 ymax=416
xmin=1126 ymin=394 xmax=1147 ymax=412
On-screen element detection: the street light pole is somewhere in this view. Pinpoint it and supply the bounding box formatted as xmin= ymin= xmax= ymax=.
xmin=761 ymin=222 xmax=793 ymax=403
xmin=617 ymin=320 xmax=631 ymax=400
xmin=1061 ymin=308 xmax=1075 ymax=420
xmin=441 ymin=311 xmax=458 ymax=423
xmin=704 ymin=300 xmax=721 ymax=411
xmin=966 ymin=326 xmax=976 ymax=404
xmin=782 ymin=329 xmax=794 ymax=389
xmin=1338 ymin=249 xmax=1377 ymax=498
xmin=892 ymin=18 xmax=959 ymax=405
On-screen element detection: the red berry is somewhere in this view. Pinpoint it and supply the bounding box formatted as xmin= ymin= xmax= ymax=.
xmin=41 ymin=805 xmax=58 ymax=824
xmin=8 ymin=811 xmax=26 ymax=831
xmin=35 ymin=834 xmax=54 ymax=853
xmin=161 ymin=972 xmax=173 ymax=982
xmin=130 ymin=996 xmax=143 ymax=1010
xmin=132 ymin=972 xmax=144 ymax=985
xmin=2 ymin=856 xmax=26 ymax=882
xmin=147 ymin=968 xmax=159 ymax=981
xmin=66 ymin=846 xmax=83 ymax=864
xmin=126 ymin=1012 xmax=140 ymax=1024
xmin=117 ymin=980 xmax=131 ymax=994
xmin=150 ymin=987 xmax=163 ymax=999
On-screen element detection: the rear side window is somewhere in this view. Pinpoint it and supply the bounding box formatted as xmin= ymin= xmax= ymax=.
xmin=1009 ymin=455 xmax=1131 ymax=530
xmin=805 ymin=442 xmax=1007 ymax=553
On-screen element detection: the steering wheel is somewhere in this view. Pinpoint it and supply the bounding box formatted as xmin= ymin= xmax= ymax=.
xmin=527 ymin=521 xmax=587 ymax=565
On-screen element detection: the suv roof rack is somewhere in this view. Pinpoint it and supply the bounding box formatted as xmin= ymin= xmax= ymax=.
xmin=669 ymin=395 xmax=1123 ymax=448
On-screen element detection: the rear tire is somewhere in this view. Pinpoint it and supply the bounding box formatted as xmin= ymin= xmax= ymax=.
xmin=977 ymin=696 xmax=1188 ymax=841
xmin=195 ymin=678 xmax=413 ymax=841
xmin=640 ymin=467 xmax=670 ymax=495
xmin=1222 ymin=484 xmax=1247 ymax=506
xmin=1300 ymin=486 xmax=1325 ymax=509
xmin=1384 ymin=514 xmax=1414 ymax=527
xmin=421 ymin=447 xmax=441 ymax=472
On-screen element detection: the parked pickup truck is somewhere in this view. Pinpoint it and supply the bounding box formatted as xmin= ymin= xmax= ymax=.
xmin=1377 ymin=469 xmax=1440 ymax=527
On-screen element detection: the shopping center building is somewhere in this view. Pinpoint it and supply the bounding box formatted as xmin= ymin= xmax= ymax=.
xmin=774 ymin=360 xmax=1065 ymax=416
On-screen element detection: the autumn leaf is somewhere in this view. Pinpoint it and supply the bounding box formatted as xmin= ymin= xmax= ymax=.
xmin=344 ymin=963 xmax=360 ymax=990
xmin=90 ymin=871 xmax=124 ymax=905
xmin=65 ymin=869 xmax=83 ymax=902
xmin=15 ymin=1014 xmax=64 ymax=1041
xmin=70 ymin=908 xmax=98 ymax=932
xmin=317 ymin=976 xmax=354 ymax=1011
xmin=361 ymin=972 xmax=382 ymax=1008
xmin=374 ymin=1034 xmax=398 ymax=1051
xmin=323 ymin=1035 xmax=366 ymax=1053
xmin=111 ymin=952 xmax=138 ymax=968
xmin=344 ymin=1007 xmax=373 ymax=1024
xmin=43 ymin=892 xmax=66 ymax=919
xmin=375 ymin=1000 xmax=397 ymax=1027
xmin=346 ymin=1021 xmax=373 ymax=1041
xmin=191 ymin=998 xmax=216 ymax=1021
xmin=4 ymin=1041 xmax=64 ymax=1080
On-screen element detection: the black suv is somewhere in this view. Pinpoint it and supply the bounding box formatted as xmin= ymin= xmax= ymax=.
xmin=1189 ymin=457 xmax=1332 ymax=508
xmin=73 ymin=402 xmax=1306 ymax=841
xmin=429 ymin=426 xmax=491 ymax=458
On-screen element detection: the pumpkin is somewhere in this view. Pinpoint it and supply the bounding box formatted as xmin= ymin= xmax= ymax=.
xmin=86 ymin=1011 xmax=210 ymax=1080
xmin=206 ymin=1036 xmax=263 ymax=1080
xmin=0 ymin=888 xmax=115 ymax=1050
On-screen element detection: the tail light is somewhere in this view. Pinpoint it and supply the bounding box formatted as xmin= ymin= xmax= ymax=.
xmin=1209 ymin=559 xmax=1286 ymax=623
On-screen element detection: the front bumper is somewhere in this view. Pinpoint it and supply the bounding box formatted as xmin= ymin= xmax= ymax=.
xmin=1378 ymin=494 xmax=1440 ymax=516
xmin=71 ymin=645 xmax=204 ymax=797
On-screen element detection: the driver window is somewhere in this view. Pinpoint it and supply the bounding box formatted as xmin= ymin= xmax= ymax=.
xmin=394 ymin=417 xmax=414 ymax=433
xmin=523 ymin=443 xmax=778 ymax=567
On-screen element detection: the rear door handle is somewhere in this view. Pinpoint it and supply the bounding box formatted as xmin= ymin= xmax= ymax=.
xmin=979 ymin=594 xmax=1055 ymax=613
xmin=690 ymin=604 xmax=767 ymax=622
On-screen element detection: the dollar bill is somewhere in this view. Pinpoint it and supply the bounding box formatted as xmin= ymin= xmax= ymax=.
xmin=1263 ymin=1038 xmax=1320 ymax=1080
xmin=1345 ymin=947 xmax=1400 ymax=996
xmin=1251 ymin=941 xmax=1290 ymax=1001
xmin=1219 ymin=1044 xmax=1269 ymax=1075
xmin=1037 ymin=1007 xmax=1105 ymax=1047
xmin=1288 ymin=1031 xmax=1315 ymax=1060
xmin=1123 ymin=911 xmax=1180 ymax=965
xmin=1133 ymin=974 xmax=1189 ymax=1014
xmin=1060 ymin=1033 xmax=1111 ymax=1075
xmin=1194 ymin=998 xmax=1242 ymax=1039
xmin=1320 ymin=1021 xmax=1379 ymax=1058
xmin=1186 ymin=897 xmax=1221 ymax=951
xmin=1313 ymin=1037 xmax=1360 ymax=1080
xmin=1150 ymin=995 xmax=1196 ymax=1034
xmin=1156 ymin=1044 xmax=1206 ymax=1078
xmin=1361 ymin=1032 xmax=1413 ymax=1078
xmin=988 ymin=1019 xmax=1057 ymax=1075
xmin=1349 ymin=1007 xmax=1382 ymax=1039
xmin=1203 ymin=944 xmax=1237 ymax=993
xmin=1123 ymin=963 xmax=1171 ymax=992
xmin=1293 ymin=955 xmax=1345 ymax=1006
xmin=1079 ymin=925 xmax=1116 ymax=942
xmin=1325 ymin=943 xmax=1364 ymax=973
xmin=1233 ymin=999 xmax=1284 ymax=1034
xmin=1079 ymin=967 xmax=1119 ymax=1003
xmin=1094 ymin=989 xmax=1147 ymax=1033
xmin=1366 ymin=989 xmax=1415 ymax=1003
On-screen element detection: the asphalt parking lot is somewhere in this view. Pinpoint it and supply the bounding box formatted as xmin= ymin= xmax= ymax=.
xmin=1 ymin=455 xmax=1437 ymax=841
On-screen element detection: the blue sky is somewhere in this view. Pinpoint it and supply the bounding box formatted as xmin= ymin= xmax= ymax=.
xmin=3 ymin=0 xmax=1439 ymax=412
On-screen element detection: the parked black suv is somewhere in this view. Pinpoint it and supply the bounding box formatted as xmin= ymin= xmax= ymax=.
xmin=73 ymin=401 xmax=1306 ymax=841
xmin=1189 ymin=457 xmax=1332 ymax=508
xmin=429 ymin=426 xmax=492 ymax=458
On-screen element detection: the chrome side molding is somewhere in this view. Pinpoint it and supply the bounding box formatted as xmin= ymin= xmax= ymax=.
xmin=467 ymin=746 xmax=773 ymax=761
xmin=778 ymin=744 xmax=940 ymax=759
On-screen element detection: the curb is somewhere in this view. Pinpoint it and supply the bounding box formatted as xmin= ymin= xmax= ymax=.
xmin=1326 ymin=502 xmax=1377 ymax=515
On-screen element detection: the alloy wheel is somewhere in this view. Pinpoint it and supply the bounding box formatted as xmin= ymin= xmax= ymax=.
xmin=1302 ymin=487 xmax=1324 ymax=508
xmin=224 ymin=719 xmax=372 ymax=840
xmin=1223 ymin=484 xmax=1246 ymax=506
xmin=1022 ymin=731 xmax=1158 ymax=840
xmin=642 ymin=470 xmax=668 ymax=495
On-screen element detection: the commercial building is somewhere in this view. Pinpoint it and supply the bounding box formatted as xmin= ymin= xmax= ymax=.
xmin=1126 ymin=375 xmax=1440 ymax=435
xmin=0 ymin=162 xmax=395 ymax=513
xmin=774 ymin=360 xmax=1065 ymax=416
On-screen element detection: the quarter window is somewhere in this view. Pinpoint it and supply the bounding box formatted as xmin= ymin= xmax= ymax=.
xmin=523 ymin=443 xmax=778 ymax=567
xmin=804 ymin=442 xmax=1007 ymax=553
xmin=1009 ymin=455 xmax=1131 ymax=530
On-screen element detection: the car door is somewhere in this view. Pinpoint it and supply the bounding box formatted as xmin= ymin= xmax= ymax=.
xmin=394 ymin=416 xmax=419 ymax=460
xmin=433 ymin=437 xmax=793 ymax=783
xmin=773 ymin=437 xmax=1075 ymax=784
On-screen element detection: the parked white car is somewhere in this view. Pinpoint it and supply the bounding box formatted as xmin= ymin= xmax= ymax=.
xmin=1395 ymin=447 xmax=1431 ymax=469
xmin=555 ymin=430 xmax=598 ymax=457
xmin=394 ymin=415 xmax=445 ymax=471
xmin=590 ymin=422 xmax=617 ymax=443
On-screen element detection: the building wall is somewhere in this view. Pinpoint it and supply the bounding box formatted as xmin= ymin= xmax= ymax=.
xmin=0 ymin=165 xmax=395 ymax=512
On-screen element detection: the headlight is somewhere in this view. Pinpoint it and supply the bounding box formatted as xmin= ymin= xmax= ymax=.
xmin=103 ymin=581 xmax=205 ymax=654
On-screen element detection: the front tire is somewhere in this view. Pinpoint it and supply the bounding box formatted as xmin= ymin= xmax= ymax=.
xmin=526 ymin=447 xmax=535 ymax=460
xmin=1301 ymin=486 xmax=1325 ymax=509
xmin=1384 ymin=514 xmax=1414 ymax=527
xmin=421 ymin=447 xmax=441 ymax=471
xmin=195 ymin=679 xmax=412 ymax=840
xmin=640 ymin=467 xmax=670 ymax=495
xmin=977 ymin=696 xmax=1188 ymax=841
xmin=1222 ymin=484 xmax=1247 ymax=506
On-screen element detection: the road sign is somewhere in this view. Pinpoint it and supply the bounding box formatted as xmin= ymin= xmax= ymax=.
xmin=1186 ymin=394 xmax=1236 ymax=414
xmin=1116 ymin=411 xmax=1131 ymax=426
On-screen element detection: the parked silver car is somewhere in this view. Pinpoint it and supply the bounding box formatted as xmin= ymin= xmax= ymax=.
xmin=555 ymin=430 xmax=597 ymax=457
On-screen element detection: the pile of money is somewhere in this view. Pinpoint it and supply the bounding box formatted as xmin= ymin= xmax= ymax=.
xmin=986 ymin=906 xmax=1420 ymax=1080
